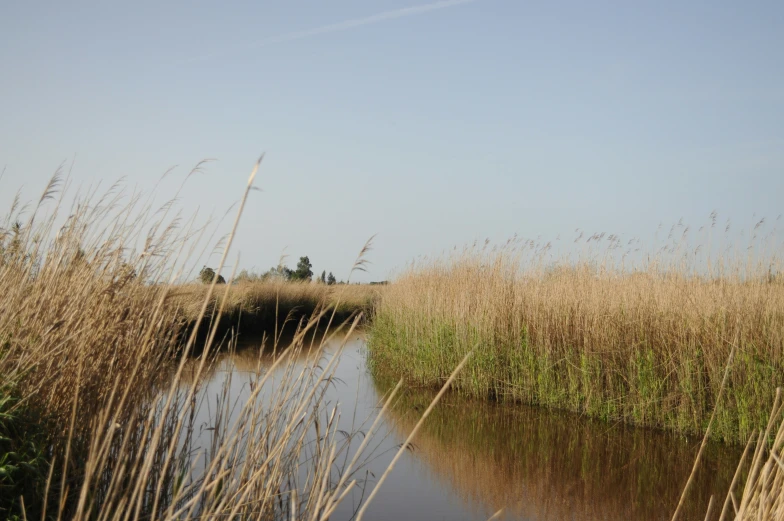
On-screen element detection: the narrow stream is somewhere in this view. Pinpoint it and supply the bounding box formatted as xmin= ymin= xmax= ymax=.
xmin=183 ymin=331 xmax=743 ymax=521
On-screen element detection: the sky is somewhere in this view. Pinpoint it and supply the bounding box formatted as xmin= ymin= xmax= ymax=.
xmin=1 ymin=0 xmax=783 ymax=281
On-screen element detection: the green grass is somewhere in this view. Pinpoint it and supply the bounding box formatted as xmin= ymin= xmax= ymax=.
xmin=0 ymin=383 xmax=48 ymax=519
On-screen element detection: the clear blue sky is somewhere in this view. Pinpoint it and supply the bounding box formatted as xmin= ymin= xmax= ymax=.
xmin=2 ymin=0 xmax=783 ymax=281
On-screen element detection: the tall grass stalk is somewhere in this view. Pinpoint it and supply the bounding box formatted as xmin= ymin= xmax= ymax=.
xmin=691 ymin=388 xmax=784 ymax=520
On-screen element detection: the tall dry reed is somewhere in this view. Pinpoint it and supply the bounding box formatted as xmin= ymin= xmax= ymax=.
xmin=369 ymin=234 xmax=784 ymax=443
xmin=0 ymin=162 xmax=403 ymax=520
xmin=719 ymin=389 xmax=784 ymax=520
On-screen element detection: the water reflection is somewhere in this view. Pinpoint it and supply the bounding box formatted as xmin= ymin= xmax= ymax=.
xmin=184 ymin=332 xmax=742 ymax=520
xmin=374 ymin=379 xmax=743 ymax=521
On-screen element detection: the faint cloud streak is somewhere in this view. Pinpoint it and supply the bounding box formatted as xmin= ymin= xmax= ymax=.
xmin=184 ymin=0 xmax=480 ymax=64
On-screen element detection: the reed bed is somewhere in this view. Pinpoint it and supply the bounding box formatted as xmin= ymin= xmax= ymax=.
xmin=169 ymin=280 xmax=381 ymax=342
xmin=5 ymin=162 xmax=782 ymax=520
xmin=0 ymin=165 xmax=396 ymax=520
xmin=369 ymin=238 xmax=784 ymax=444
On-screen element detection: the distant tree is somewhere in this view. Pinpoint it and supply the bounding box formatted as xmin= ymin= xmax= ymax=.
xmin=236 ymin=269 xmax=269 ymax=283
xmin=199 ymin=267 xmax=215 ymax=284
xmin=327 ymin=272 xmax=336 ymax=285
xmin=199 ymin=266 xmax=225 ymax=284
xmin=292 ymin=256 xmax=313 ymax=281
xmin=320 ymin=270 xmax=326 ymax=284
xmin=264 ymin=264 xmax=293 ymax=281
xmin=261 ymin=265 xmax=293 ymax=281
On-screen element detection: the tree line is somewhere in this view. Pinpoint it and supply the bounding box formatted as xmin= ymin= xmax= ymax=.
xmin=199 ymin=256 xmax=340 ymax=285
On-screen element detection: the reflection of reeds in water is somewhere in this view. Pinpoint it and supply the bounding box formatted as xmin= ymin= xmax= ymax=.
xmin=178 ymin=329 xmax=355 ymax=386
xmin=375 ymin=379 xmax=742 ymax=521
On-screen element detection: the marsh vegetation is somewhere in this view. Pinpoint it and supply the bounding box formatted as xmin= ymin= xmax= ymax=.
xmin=368 ymin=232 xmax=784 ymax=444
xmin=170 ymin=279 xmax=379 ymax=344
xmin=2 ymin=168 xmax=784 ymax=520
xmin=0 ymin=167 xmax=391 ymax=520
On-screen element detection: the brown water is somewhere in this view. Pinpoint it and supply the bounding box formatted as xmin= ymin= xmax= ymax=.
xmin=184 ymin=331 xmax=743 ymax=521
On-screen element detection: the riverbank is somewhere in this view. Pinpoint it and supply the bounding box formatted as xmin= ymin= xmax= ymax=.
xmin=169 ymin=281 xmax=380 ymax=346
xmin=367 ymin=250 xmax=784 ymax=444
